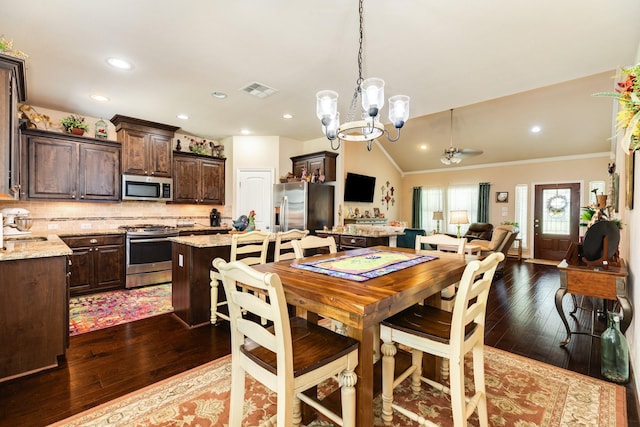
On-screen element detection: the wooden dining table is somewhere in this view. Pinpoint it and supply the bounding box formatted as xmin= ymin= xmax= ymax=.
xmin=253 ymin=245 xmax=469 ymax=427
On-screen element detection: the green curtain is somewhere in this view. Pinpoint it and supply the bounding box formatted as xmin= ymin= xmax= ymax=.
xmin=411 ymin=186 xmax=422 ymax=228
xmin=478 ymin=182 xmax=490 ymax=223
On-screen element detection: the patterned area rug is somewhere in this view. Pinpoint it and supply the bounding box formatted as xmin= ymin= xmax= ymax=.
xmin=69 ymin=284 xmax=173 ymax=336
xmin=48 ymin=346 xmax=626 ymax=426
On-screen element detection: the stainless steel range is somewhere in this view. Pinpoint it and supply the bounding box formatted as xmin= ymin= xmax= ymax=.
xmin=119 ymin=224 xmax=180 ymax=288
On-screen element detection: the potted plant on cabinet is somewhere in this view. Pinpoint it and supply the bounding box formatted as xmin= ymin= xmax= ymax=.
xmin=60 ymin=114 xmax=89 ymax=136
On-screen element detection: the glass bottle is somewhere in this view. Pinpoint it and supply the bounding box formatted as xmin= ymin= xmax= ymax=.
xmin=600 ymin=312 xmax=629 ymax=383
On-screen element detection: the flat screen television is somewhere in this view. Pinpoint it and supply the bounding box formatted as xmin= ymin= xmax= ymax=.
xmin=344 ymin=172 xmax=376 ymax=203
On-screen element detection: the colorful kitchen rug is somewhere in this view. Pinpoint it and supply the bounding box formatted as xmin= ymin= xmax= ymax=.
xmin=48 ymin=346 xmax=627 ymax=426
xmin=69 ymin=284 xmax=173 ymax=336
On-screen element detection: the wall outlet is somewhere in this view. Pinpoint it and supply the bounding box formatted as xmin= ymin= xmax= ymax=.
xmin=47 ymin=223 xmax=59 ymax=230
xmin=80 ymin=223 xmax=92 ymax=229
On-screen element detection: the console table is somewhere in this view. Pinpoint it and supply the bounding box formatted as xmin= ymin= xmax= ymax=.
xmin=555 ymin=260 xmax=632 ymax=346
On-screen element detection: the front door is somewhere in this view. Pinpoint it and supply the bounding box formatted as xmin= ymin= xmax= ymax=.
xmin=533 ymin=183 xmax=580 ymax=260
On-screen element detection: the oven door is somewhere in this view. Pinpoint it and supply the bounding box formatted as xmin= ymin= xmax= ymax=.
xmin=125 ymin=233 xmax=178 ymax=287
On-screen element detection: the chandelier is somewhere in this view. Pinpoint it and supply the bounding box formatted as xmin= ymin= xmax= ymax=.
xmin=315 ymin=0 xmax=410 ymax=151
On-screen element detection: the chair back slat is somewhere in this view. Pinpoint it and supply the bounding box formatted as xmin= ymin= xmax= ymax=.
xmin=275 ymin=229 xmax=309 ymax=262
xmin=230 ymin=231 xmax=271 ymax=265
xmin=450 ymin=252 xmax=503 ymax=349
xmin=291 ymin=235 xmax=337 ymax=258
xmin=213 ymin=258 xmax=293 ymax=367
xmin=415 ymin=235 xmax=466 ymax=254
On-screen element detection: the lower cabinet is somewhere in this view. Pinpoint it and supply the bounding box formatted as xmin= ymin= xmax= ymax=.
xmin=317 ymin=233 xmax=390 ymax=251
xmin=0 ymin=255 xmax=68 ymax=382
xmin=62 ymin=234 xmax=125 ymax=296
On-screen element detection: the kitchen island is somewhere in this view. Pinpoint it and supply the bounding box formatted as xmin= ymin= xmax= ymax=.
xmin=170 ymin=233 xmax=290 ymax=328
xmin=0 ymin=235 xmax=72 ymax=382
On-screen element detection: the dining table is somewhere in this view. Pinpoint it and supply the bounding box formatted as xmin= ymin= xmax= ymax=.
xmin=253 ymin=245 xmax=469 ymax=427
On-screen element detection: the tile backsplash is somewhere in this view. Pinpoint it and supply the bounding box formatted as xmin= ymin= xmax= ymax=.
xmin=0 ymin=200 xmax=231 ymax=233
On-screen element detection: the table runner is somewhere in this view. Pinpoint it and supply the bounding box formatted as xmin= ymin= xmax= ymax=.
xmin=291 ymin=249 xmax=438 ymax=281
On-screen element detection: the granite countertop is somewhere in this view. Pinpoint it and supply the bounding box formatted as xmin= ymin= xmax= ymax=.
xmin=0 ymin=234 xmax=72 ymax=262
xmin=170 ymin=231 xmax=290 ymax=248
xmin=316 ymin=230 xmax=405 ymax=238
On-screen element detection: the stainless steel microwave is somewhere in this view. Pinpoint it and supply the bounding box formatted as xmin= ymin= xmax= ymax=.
xmin=121 ymin=174 xmax=173 ymax=202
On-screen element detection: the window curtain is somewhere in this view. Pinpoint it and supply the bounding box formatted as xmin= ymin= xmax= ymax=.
xmin=478 ymin=182 xmax=490 ymax=223
xmin=411 ymin=186 xmax=422 ymax=228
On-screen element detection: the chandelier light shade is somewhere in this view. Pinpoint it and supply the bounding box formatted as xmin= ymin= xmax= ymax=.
xmin=449 ymin=210 xmax=469 ymax=238
xmin=315 ymin=0 xmax=410 ymax=151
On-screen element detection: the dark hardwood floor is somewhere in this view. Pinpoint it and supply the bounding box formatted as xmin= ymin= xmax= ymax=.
xmin=0 ymin=260 xmax=637 ymax=426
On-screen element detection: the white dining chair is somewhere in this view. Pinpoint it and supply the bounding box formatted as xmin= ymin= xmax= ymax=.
xmin=213 ymin=258 xmax=359 ymax=427
xmin=210 ymin=230 xmax=270 ymax=324
xmin=291 ymin=235 xmax=337 ymax=259
xmin=274 ymin=229 xmax=309 ymax=262
xmin=380 ymin=252 xmax=504 ymax=427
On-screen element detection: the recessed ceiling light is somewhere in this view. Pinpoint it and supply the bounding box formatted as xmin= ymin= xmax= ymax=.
xmin=530 ymin=125 xmax=542 ymax=133
xmin=240 ymin=129 xmax=251 ymax=135
xmin=211 ymin=91 xmax=227 ymax=99
xmin=283 ymin=113 xmax=293 ymax=119
xmin=420 ymin=144 xmax=427 ymax=150
xmin=106 ymin=57 xmax=133 ymax=70
xmin=90 ymin=94 xmax=109 ymax=102
xmin=177 ymin=114 xmax=189 ymax=120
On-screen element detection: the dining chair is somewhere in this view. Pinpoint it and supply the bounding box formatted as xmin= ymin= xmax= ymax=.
xmin=415 ymin=234 xmax=467 ymax=299
xmin=274 ymin=229 xmax=309 ymax=262
xmin=379 ymin=252 xmax=504 ymax=427
xmin=213 ymin=258 xmax=359 ymax=427
xmin=210 ymin=230 xmax=270 ymax=324
xmin=291 ymin=235 xmax=337 ymax=259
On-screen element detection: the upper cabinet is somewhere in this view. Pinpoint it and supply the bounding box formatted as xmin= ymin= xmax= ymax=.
xmin=173 ymin=151 xmax=225 ymax=204
xmin=290 ymin=151 xmax=338 ymax=182
xmin=0 ymin=54 xmax=26 ymax=198
xmin=111 ymin=115 xmax=179 ymax=177
xmin=21 ymin=129 xmax=120 ymax=201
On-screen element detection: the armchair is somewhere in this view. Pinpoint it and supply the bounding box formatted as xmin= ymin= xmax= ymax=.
xmin=445 ymin=222 xmax=493 ymax=241
xmin=474 ymin=225 xmax=519 ymax=273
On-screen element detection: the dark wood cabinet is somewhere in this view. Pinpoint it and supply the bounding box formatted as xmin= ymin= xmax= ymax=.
xmin=0 ymin=53 xmax=26 ymax=198
xmin=0 ymin=255 xmax=68 ymax=382
xmin=316 ymin=232 xmax=389 ymax=251
xmin=21 ymin=129 xmax=120 ymax=201
xmin=62 ymin=234 xmax=125 ymax=296
xmin=111 ymin=115 xmax=178 ymax=177
xmin=173 ymin=152 xmax=225 ymax=204
xmin=291 ymin=151 xmax=338 ymax=182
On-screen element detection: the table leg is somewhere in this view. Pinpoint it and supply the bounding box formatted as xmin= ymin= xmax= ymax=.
xmin=349 ymin=325 xmax=375 ymax=427
xmin=555 ymin=287 xmax=572 ymax=346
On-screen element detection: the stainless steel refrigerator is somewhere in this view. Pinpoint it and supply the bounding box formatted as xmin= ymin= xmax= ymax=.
xmin=273 ymin=182 xmax=334 ymax=233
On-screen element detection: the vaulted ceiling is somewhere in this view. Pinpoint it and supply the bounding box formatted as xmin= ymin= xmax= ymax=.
xmin=3 ymin=0 xmax=639 ymax=172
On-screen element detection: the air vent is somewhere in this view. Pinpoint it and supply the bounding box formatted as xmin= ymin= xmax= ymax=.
xmin=240 ymin=82 xmax=278 ymax=98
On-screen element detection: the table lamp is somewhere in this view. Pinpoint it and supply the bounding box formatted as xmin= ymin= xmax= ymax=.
xmin=449 ymin=210 xmax=469 ymax=238
xmin=432 ymin=211 xmax=444 ymax=234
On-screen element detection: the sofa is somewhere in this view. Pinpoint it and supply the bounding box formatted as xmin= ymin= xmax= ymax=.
xmin=446 ymin=222 xmax=493 ymax=241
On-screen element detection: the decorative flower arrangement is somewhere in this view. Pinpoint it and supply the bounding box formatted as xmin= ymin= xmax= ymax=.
xmin=594 ymin=63 xmax=640 ymax=152
xmin=0 ymin=36 xmax=28 ymax=59
xmin=180 ymin=134 xmax=224 ymax=158
xmin=18 ymin=104 xmax=54 ymax=130
xmin=60 ymin=114 xmax=89 ymax=133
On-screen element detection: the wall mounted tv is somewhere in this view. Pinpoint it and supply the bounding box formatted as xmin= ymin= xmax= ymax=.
xmin=344 ymin=172 xmax=376 ymax=203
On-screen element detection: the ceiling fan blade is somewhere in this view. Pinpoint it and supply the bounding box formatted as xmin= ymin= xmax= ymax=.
xmin=457 ymin=148 xmax=483 ymax=157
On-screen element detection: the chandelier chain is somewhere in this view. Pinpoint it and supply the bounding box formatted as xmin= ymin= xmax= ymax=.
xmin=347 ymin=0 xmax=366 ymax=123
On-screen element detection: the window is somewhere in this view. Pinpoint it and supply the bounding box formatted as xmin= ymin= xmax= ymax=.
xmin=420 ymin=187 xmax=444 ymax=233
xmin=446 ymin=184 xmax=478 ymax=236
xmin=514 ymin=184 xmax=528 ymax=249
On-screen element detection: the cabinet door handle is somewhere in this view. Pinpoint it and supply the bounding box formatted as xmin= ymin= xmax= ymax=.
xmin=80 ymin=194 xmax=85 ymax=199
xmin=90 ymin=239 xmax=98 ymax=244
xmin=350 ymin=239 xmax=356 ymax=244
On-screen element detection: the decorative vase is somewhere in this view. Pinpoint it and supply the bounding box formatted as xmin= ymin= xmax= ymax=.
xmin=70 ymin=127 xmax=84 ymax=136
xmin=600 ymin=312 xmax=629 ymax=383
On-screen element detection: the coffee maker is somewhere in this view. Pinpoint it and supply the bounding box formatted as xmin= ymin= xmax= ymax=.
xmin=1 ymin=208 xmax=33 ymax=235
xmin=209 ymin=208 xmax=221 ymax=227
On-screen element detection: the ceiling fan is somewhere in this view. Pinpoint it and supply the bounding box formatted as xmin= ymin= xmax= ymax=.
xmin=440 ymin=109 xmax=483 ymax=165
